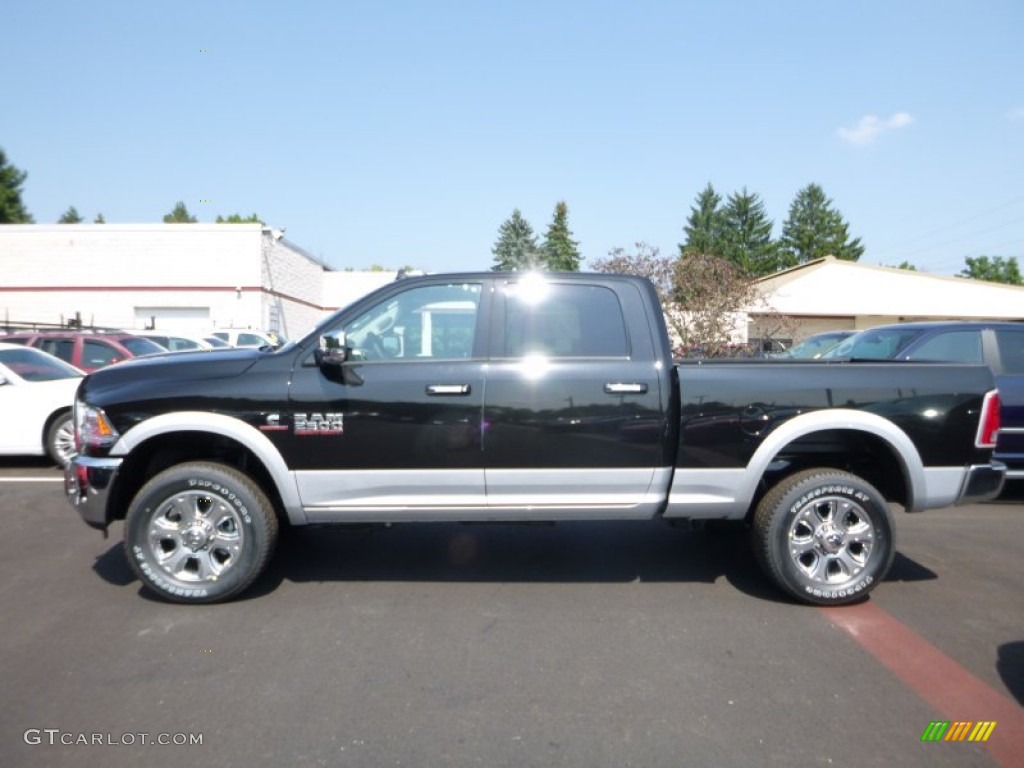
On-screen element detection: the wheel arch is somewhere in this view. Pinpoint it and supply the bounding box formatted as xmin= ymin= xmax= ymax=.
xmin=744 ymin=410 xmax=922 ymax=519
xmin=107 ymin=413 xmax=305 ymax=527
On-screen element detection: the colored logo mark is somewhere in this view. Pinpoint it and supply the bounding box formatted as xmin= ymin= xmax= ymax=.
xmin=921 ymin=721 xmax=997 ymax=742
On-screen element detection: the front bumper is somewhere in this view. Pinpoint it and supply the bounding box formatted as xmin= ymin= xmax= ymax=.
xmin=955 ymin=461 xmax=1006 ymax=505
xmin=65 ymin=454 xmax=123 ymax=531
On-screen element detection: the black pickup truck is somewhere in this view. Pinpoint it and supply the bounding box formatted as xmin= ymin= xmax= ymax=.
xmin=65 ymin=272 xmax=1005 ymax=605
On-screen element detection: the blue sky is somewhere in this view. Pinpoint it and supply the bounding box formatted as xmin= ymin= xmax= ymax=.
xmin=7 ymin=0 xmax=1023 ymax=275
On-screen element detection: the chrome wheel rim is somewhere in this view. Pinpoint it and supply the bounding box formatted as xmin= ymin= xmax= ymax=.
xmin=147 ymin=491 xmax=245 ymax=584
xmin=788 ymin=495 xmax=875 ymax=586
xmin=53 ymin=419 xmax=76 ymax=466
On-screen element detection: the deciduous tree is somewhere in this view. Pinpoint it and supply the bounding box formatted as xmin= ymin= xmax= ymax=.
xmin=216 ymin=213 xmax=263 ymax=223
xmin=58 ymin=206 xmax=83 ymax=223
xmin=959 ymin=255 xmax=1022 ymax=285
xmin=163 ymin=201 xmax=197 ymax=223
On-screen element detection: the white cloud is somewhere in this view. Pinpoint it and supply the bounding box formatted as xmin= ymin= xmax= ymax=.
xmin=1008 ymin=107 xmax=1024 ymax=122
xmin=837 ymin=112 xmax=915 ymax=145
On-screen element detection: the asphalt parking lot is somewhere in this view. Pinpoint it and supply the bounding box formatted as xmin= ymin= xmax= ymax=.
xmin=0 ymin=458 xmax=1021 ymax=768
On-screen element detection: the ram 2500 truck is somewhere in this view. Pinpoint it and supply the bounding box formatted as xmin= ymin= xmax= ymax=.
xmin=64 ymin=272 xmax=1005 ymax=605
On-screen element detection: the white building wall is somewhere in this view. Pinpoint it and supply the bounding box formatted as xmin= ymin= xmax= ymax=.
xmin=0 ymin=224 xmax=331 ymax=336
xmin=260 ymin=232 xmax=325 ymax=340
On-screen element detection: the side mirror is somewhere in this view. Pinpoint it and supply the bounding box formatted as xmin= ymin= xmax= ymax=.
xmin=314 ymin=332 xmax=348 ymax=367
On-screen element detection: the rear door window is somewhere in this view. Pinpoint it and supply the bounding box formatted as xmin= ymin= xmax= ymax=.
xmin=995 ymin=328 xmax=1024 ymax=373
xmin=38 ymin=338 xmax=75 ymax=363
xmin=502 ymin=283 xmax=628 ymax=358
xmin=905 ymin=330 xmax=983 ymax=363
xmin=83 ymin=340 xmax=121 ymax=368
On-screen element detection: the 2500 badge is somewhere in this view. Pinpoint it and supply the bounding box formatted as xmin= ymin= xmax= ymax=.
xmin=294 ymin=412 xmax=344 ymax=435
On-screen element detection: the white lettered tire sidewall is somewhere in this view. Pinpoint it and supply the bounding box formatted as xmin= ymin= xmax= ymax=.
xmin=752 ymin=469 xmax=896 ymax=606
xmin=124 ymin=462 xmax=277 ymax=603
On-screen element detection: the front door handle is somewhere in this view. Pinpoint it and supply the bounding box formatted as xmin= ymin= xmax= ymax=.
xmin=426 ymin=384 xmax=472 ymax=396
xmin=604 ymin=382 xmax=648 ymax=395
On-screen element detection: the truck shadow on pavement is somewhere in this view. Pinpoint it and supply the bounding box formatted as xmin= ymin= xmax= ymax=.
xmin=89 ymin=519 xmax=939 ymax=605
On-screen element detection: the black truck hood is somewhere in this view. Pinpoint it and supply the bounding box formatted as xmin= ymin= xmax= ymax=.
xmin=78 ymin=348 xmax=267 ymax=405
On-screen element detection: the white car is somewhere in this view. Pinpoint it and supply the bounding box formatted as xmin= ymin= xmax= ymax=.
xmin=0 ymin=343 xmax=83 ymax=467
xmin=208 ymin=329 xmax=288 ymax=348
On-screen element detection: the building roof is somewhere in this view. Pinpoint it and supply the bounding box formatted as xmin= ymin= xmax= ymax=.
xmin=752 ymin=257 xmax=1024 ymax=320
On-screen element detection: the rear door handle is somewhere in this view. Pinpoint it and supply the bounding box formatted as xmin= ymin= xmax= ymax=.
xmin=604 ymin=382 xmax=648 ymax=394
xmin=426 ymin=384 xmax=472 ymax=396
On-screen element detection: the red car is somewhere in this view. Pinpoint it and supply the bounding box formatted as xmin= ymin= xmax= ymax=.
xmin=2 ymin=331 xmax=166 ymax=373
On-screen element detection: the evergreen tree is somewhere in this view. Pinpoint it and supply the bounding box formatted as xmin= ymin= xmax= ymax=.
xmin=58 ymin=206 xmax=83 ymax=223
xmin=960 ymin=255 xmax=1022 ymax=285
xmin=491 ymin=209 xmax=540 ymax=271
xmin=779 ymin=183 xmax=864 ymax=265
xmin=720 ymin=188 xmax=779 ymax=276
xmin=680 ymin=182 xmax=725 ymax=256
xmin=94 ymin=213 xmax=106 ymax=223
xmin=0 ymin=148 xmax=34 ymax=223
xmin=163 ymin=201 xmax=197 ymax=223
xmin=541 ymin=201 xmax=581 ymax=271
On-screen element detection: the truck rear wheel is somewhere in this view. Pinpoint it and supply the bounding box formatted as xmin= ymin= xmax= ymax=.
xmin=752 ymin=469 xmax=895 ymax=606
xmin=124 ymin=462 xmax=278 ymax=603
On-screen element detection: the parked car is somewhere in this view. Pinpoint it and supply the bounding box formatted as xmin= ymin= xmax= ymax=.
xmin=1 ymin=331 xmax=167 ymax=373
xmin=0 ymin=343 xmax=83 ymax=466
xmin=782 ymin=330 xmax=857 ymax=359
xmin=823 ymin=321 xmax=1024 ymax=478
xmin=209 ymin=329 xmax=288 ymax=349
xmin=202 ymin=335 xmax=232 ymax=349
xmin=129 ymin=330 xmax=216 ymax=352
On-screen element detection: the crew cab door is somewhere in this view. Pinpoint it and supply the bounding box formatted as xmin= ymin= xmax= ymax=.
xmin=287 ymin=279 xmax=490 ymax=518
xmin=481 ymin=276 xmax=670 ymax=518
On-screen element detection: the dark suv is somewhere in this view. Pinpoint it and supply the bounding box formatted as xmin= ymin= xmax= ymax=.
xmin=824 ymin=321 xmax=1024 ymax=478
xmin=2 ymin=331 xmax=166 ymax=373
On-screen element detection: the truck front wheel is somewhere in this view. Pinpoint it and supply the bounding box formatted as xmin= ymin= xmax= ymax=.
xmin=124 ymin=462 xmax=278 ymax=603
xmin=752 ymin=469 xmax=895 ymax=606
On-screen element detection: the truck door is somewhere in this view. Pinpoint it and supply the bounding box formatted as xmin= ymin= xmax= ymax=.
xmin=287 ymin=279 xmax=489 ymax=518
xmin=482 ymin=276 xmax=668 ymax=518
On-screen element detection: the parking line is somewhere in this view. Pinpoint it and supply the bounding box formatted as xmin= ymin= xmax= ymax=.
xmin=0 ymin=477 xmax=64 ymax=483
xmin=821 ymin=601 xmax=1024 ymax=767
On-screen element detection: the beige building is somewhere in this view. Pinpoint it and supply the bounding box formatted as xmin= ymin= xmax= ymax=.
xmin=748 ymin=257 xmax=1024 ymax=342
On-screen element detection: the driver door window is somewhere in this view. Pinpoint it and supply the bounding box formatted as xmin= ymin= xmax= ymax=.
xmin=336 ymin=282 xmax=483 ymax=361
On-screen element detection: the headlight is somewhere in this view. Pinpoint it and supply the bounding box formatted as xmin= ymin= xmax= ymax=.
xmin=74 ymin=398 xmax=120 ymax=453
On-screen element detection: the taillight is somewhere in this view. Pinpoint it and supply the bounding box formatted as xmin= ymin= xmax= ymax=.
xmin=975 ymin=390 xmax=1000 ymax=449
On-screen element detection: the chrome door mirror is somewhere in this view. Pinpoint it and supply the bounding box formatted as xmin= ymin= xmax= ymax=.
xmin=314 ymin=332 xmax=348 ymax=367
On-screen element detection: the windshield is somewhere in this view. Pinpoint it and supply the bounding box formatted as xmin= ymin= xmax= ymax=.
xmin=786 ymin=332 xmax=853 ymax=359
xmin=823 ymin=328 xmax=924 ymax=360
xmin=120 ymin=337 xmax=168 ymax=356
xmin=0 ymin=346 xmax=83 ymax=381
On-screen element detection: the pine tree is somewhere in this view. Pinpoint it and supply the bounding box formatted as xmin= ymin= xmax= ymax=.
xmin=779 ymin=183 xmax=864 ymax=265
xmin=163 ymin=201 xmax=197 ymax=223
xmin=216 ymin=212 xmax=263 ymax=223
xmin=94 ymin=213 xmax=106 ymax=223
xmin=491 ymin=209 xmax=540 ymax=271
xmin=720 ymin=188 xmax=779 ymax=276
xmin=0 ymin=148 xmax=34 ymax=223
xmin=58 ymin=206 xmax=83 ymax=223
xmin=541 ymin=201 xmax=581 ymax=271
xmin=680 ymin=182 xmax=725 ymax=256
